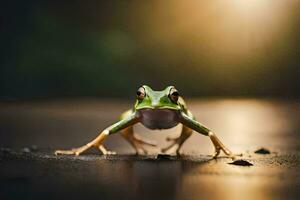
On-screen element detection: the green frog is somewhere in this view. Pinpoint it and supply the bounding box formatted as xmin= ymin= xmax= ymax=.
xmin=55 ymin=85 xmax=237 ymax=158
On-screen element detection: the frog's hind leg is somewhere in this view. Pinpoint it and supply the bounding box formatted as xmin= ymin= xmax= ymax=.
xmin=162 ymin=125 xmax=193 ymax=155
xmin=119 ymin=109 xmax=157 ymax=155
xmin=120 ymin=127 xmax=157 ymax=155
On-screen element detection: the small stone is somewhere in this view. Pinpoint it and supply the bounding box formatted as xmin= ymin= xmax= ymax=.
xmin=157 ymin=154 xmax=172 ymax=160
xmin=254 ymin=148 xmax=271 ymax=154
xmin=228 ymin=159 xmax=253 ymax=166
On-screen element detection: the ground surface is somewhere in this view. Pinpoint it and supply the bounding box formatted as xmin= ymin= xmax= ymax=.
xmin=0 ymin=98 xmax=299 ymax=200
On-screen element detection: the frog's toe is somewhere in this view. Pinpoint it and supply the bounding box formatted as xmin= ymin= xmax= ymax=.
xmin=212 ymin=147 xmax=221 ymax=159
xmin=134 ymin=146 xmax=148 ymax=155
xmin=98 ymin=145 xmax=117 ymax=155
xmin=55 ymin=149 xmax=81 ymax=156
xmin=212 ymin=148 xmax=242 ymax=160
xmin=229 ymin=153 xmax=243 ymax=160
xmin=55 ymin=150 xmax=70 ymax=155
xmin=176 ymin=148 xmax=183 ymax=156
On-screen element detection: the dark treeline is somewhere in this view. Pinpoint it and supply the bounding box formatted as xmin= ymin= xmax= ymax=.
xmin=1 ymin=1 xmax=300 ymax=99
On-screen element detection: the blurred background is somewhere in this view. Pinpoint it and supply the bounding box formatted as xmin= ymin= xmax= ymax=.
xmin=1 ymin=1 xmax=300 ymax=200
xmin=1 ymin=0 xmax=300 ymax=100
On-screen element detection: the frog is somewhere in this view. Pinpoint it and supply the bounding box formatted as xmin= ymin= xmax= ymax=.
xmin=55 ymin=85 xmax=238 ymax=158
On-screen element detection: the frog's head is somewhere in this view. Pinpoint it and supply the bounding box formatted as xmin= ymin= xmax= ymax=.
xmin=134 ymin=85 xmax=181 ymax=110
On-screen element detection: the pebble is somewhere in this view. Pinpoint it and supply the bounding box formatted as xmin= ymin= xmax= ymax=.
xmin=228 ymin=159 xmax=253 ymax=166
xmin=254 ymin=148 xmax=271 ymax=154
xmin=157 ymin=154 xmax=173 ymax=160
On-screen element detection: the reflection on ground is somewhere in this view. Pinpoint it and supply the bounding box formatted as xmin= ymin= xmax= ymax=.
xmin=1 ymin=98 xmax=299 ymax=153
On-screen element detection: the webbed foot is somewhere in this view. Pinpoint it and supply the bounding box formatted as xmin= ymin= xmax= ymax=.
xmin=121 ymin=132 xmax=157 ymax=155
xmin=209 ymin=132 xmax=242 ymax=160
xmin=212 ymin=150 xmax=242 ymax=160
xmin=98 ymin=145 xmax=117 ymax=155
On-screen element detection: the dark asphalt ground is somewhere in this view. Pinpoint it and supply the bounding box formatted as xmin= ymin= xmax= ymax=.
xmin=0 ymin=99 xmax=299 ymax=200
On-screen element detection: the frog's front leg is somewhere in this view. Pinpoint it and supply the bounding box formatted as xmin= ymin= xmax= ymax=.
xmin=55 ymin=112 xmax=139 ymax=156
xmin=179 ymin=111 xmax=240 ymax=159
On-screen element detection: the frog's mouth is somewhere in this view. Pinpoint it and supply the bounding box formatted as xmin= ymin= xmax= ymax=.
xmin=137 ymin=108 xmax=180 ymax=130
xmin=136 ymin=105 xmax=180 ymax=110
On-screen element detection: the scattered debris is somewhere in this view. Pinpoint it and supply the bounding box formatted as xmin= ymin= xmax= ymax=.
xmin=254 ymin=148 xmax=271 ymax=154
xmin=228 ymin=159 xmax=253 ymax=166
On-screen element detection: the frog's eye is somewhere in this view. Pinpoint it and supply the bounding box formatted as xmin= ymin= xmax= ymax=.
xmin=169 ymin=87 xmax=179 ymax=103
xmin=136 ymin=87 xmax=146 ymax=100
